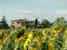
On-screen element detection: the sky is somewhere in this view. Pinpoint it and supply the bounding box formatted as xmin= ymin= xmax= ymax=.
xmin=0 ymin=0 xmax=67 ymax=25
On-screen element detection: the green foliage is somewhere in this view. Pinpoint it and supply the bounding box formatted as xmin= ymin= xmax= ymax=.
xmin=34 ymin=18 xmax=39 ymax=28
xmin=41 ymin=19 xmax=51 ymax=28
xmin=41 ymin=42 xmax=48 ymax=50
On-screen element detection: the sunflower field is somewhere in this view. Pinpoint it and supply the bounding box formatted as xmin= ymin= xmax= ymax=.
xmin=0 ymin=17 xmax=67 ymax=50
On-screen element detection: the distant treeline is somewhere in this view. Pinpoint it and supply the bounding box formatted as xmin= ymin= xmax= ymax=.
xmin=25 ymin=17 xmax=67 ymax=29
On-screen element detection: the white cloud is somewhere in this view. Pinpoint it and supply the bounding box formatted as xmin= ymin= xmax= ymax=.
xmin=5 ymin=8 xmax=41 ymax=16
xmin=56 ymin=10 xmax=67 ymax=15
xmin=24 ymin=10 xmax=32 ymax=13
xmin=16 ymin=9 xmax=32 ymax=14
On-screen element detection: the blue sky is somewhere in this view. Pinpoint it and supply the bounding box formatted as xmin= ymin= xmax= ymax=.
xmin=0 ymin=0 xmax=67 ymax=25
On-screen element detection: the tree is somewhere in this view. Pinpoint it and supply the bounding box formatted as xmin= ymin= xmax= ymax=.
xmin=41 ymin=19 xmax=51 ymax=28
xmin=64 ymin=21 xmax=67 ymax=28
xmin=0 ymin=16 xmax=9 ymax=29
xmin=53 ymin=17 xmax=65 ymax=27
xmin=34 ymin=18 xmax=39 ymax=28
xmin=53 ymin=17 xmax=65 ymax=50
